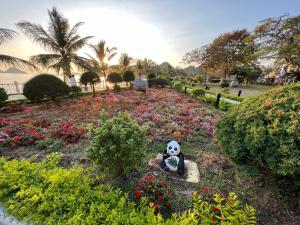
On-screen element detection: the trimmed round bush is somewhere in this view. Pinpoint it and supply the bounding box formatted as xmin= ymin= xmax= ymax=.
xmin=0 ymin=87 xmax=8 ymax=104
xmin=80 ymin=72 xmax=99 ymax=96
xmin=107 ymin=72 xmax=123 ymax=90
xmin=147 ymin=73 xmax=156 ymax=79
xmin=216 ymin=84 xmax=300 ymax=178
xmin=88 ymin=110 xmax=147 ymax=176
xmin=123 ymin=70 xmax=135 ymax=86
xmin=80 ymin=72 xmax=100 ymax=86
xmin=220 ymin=82 xmax=230 ymax=88
xmin=23 ymin=74 xmax=69 ymax=101
xmin=174 ymin=81 xmax=184 ymax=91
xmin=148 ymin=78 xmax=168 ymax=88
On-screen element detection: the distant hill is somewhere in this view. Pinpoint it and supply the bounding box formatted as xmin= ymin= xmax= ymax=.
xmin=159 ymin=62 xmax=173 ymax=69
xmin=0 ymin=67 xmax=27 ymax=74
xmin=183 ymin=66 xmax=202 ymax=74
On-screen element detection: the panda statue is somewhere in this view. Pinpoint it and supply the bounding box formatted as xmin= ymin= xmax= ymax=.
xmin=160 ymin=140 xmax=184 ymax=176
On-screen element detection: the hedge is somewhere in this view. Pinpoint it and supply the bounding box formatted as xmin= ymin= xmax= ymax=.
xmin=216 ymin=83 xmax=300 ymax=180
xmin=0 ymin=155 xmax=256 ymax=225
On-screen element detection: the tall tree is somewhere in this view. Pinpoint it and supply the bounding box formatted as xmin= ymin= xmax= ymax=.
xmin=135 ymin=58 xmax=157 ymax=75
xmin=87 ymin=40 xmax=117 ymax=89
xmin=183 ymin=29 xmax=256 ymax=78
xmin=254 ymin=14 xmax=300 ymax=66
xmin=17 ymin=7 xmax=93 ymax=81
xmin=119 ymin=53 xmax=133 ymax=71
xmin=0 ymin=28 xmax=36 ymax=70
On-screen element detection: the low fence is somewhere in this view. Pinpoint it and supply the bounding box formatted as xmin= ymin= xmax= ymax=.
xmin=0 ymin=80 xmax=127 ymax=100
xmin=0 ymin=81 xmax=22 ymax=95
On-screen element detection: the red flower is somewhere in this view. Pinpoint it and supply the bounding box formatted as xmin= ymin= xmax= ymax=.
xmin=159 ymin=180 xmax=167 ymax=186
xmin=212 ymin=216 xmax=216 ymax=222
xmin=213 ymin=207 xmax=218 ymax=212
xmin=154 ymin=203 xmax=159 ymax=209
xmin=135 ymin=191 xmax=142 ymax=198
xmin=165 ymin=201 xmax=170 ymax=207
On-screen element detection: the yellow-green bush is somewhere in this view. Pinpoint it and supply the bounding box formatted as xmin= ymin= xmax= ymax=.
xmin=216 ymin=84 xmax=300 ymax=179
xmin=0 ymin=155 xmax=256 ymax=224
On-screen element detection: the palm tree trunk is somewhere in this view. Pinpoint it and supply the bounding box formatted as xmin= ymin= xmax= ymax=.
xmin=103 ymin=69 xmax=109 ymax=90
xmin=63 ymin=65 xmax=72 ymax=83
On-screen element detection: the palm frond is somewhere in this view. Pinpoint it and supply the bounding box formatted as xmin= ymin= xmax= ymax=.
xmin=48 ymin=7 xmax=69 ymax=49
xmin=71 ymin=55 xmax=91 ymax=71
xmin=107 ymin=52 xmax=117 ymax=61
xmin=17 ymin=22 xmax=59 ymax=52
xmin=0 ymin=54 xmax=38 ymax=71
xmin=68 ymin=22 xmax=84 ymax=39
xmin=29 ymin=54 xmax=61 ymax=69
xmin=0 ymin=28 xmax=16 ymax=45
xmin=68 ymin=36 xmax=93 ymax=52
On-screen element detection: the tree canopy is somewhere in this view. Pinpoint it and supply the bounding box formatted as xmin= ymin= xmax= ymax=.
xmin=183 ymin=29 xmax=256 ymax=78
xmin=254 ymin=14 xmax=300 ymax=66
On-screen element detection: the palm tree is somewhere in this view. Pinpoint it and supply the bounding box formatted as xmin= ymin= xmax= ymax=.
xmin=87 ymin=40 xmax=117 ymax=89
xmin=0 ymin=28 xmax=36 ymax=70
xmin=17 ymin=7 xmax=93 ymax=82
xmin=135 ymin=58 xmax=156 ymax=75
xmin=119 ymin=53 xmax=133 ymax=71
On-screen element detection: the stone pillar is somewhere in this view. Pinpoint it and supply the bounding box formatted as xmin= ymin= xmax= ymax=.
xmin=14 ymin=81 xmax=20 ymax=94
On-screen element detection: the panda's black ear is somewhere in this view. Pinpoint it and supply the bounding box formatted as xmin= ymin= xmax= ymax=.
xmin=177 ymin=141 xmax=181 ymax=146
xmin=167 ymin=139 xmax=172 ymax=143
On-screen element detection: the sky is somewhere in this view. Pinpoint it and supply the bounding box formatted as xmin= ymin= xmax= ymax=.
xmin=0 ymin=0 xmax=299 ymax=67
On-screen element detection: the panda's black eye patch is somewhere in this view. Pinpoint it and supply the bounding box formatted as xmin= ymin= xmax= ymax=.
xmin=174 ymin=148 xmax=177 ymax=151
xmin=169 ymin=146 xmax=172 ymax=149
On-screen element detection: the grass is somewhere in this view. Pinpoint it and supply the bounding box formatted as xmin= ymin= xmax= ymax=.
xmin=0 ymin=87 xmax=299 ymax=224
xmin=205 ymin=82 xmax=276 ymax=97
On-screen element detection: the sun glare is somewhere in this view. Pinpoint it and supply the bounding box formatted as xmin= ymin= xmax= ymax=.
xmin=65 ymin=8 xmax=172 ymax=64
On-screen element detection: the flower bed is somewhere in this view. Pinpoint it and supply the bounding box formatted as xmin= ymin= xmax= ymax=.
xmin=51 ymin=122 xmax=85 ymax=143
xmin=134 ymin=175 xmax=172 ymax=211
xmin=0 ymin=88 xmax=219 ymax=152
xmin=0 ymin=124 xmax=45 ymax=147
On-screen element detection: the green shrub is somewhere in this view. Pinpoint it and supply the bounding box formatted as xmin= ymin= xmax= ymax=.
xmin=148 ymin=78 xmax=169 ymax=88
xmin=0 ymin=155 xmax=256 ymax=224
xmin=107 ymin=72 xmax=123 ymax=90
xmin=191 ymin=88 xmax=205 ymax=97
xmin=123 ymin=70 xmax=135 ymax=86
xmin=193 ymin=191 xmax=256 ymax=224
xmin=220 ymin=82 xmax=229 ymax=88
xmin=210 ymin=79 xmax=220 ymax=83
xmin=0 ymin=87 xmax=8 ymax=104
xmin=147 ymin=73 xmax=156 ymax=79
xmin=80 ymin=72 xmax=100 ymax=96
xmin=88 ymin=110 xmax=147 ymax=176
xmin=216 ymin=84 xmax=300 ymax=179
xmin=196 ymin=76 xmax=204 ymax=83
xmin=23 ymin=74 xmax=70 ymax=101
xmin=174 ymin=81 xmax=184 ymax=91
xmin=0 ymin=155 xmax=164 ymax=224
xmin=222 ymin=87 xmax=230 ymax=95
xmin=69 ymin=86 xmax=82 ymax=96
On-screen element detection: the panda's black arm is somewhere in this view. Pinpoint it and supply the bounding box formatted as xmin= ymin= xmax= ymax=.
xmin=161 ymin=149 xmax=169 ymax=170
xmin=162 ymin=149 xmax=169 ymax=160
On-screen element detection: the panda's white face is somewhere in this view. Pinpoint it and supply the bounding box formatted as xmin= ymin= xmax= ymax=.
xmin=167 ymin=140 xmax=181 ymax=156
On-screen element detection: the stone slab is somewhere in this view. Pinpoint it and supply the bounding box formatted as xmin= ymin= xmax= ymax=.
xmin=148 ymin=154 xmax=200 ymax=183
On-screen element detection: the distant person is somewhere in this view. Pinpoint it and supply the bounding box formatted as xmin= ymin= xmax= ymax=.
xmin=69 ymin=75 xmax=77 ymax=87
